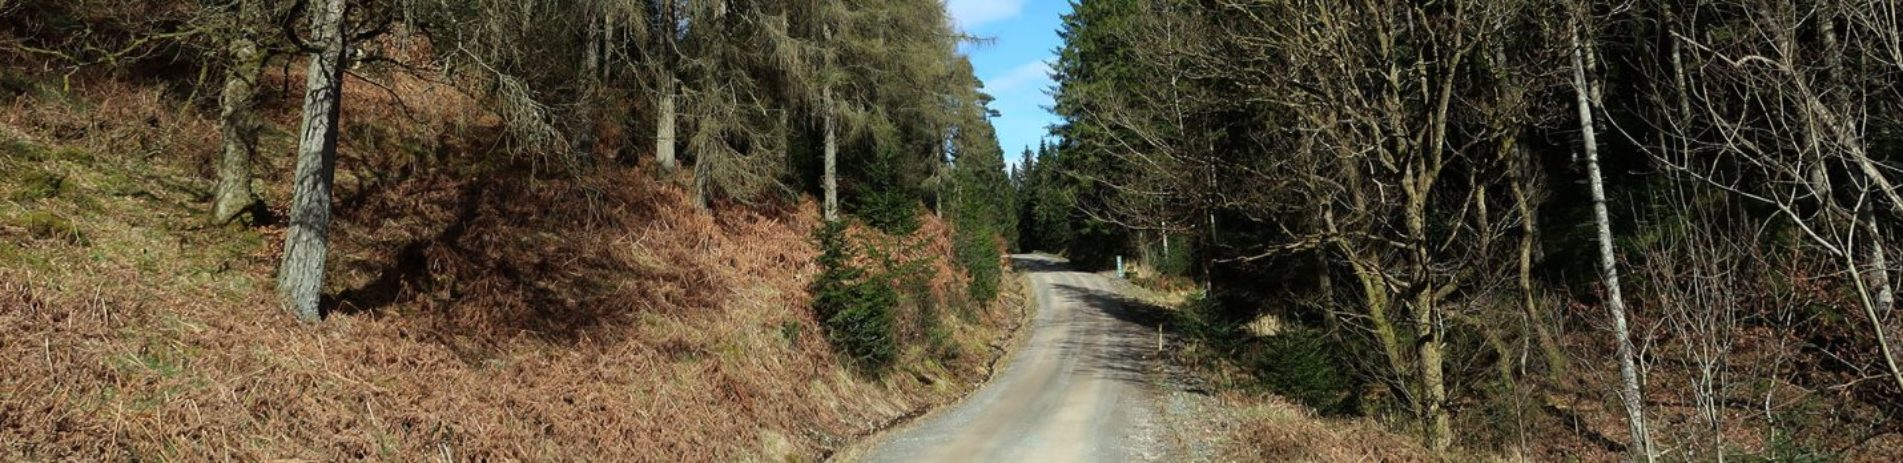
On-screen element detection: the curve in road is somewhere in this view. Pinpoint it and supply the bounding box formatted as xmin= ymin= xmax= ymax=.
xmin=851 ymin=254 xmax=1169 ymax=462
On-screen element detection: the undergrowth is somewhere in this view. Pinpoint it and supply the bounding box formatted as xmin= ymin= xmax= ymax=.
xmin=1174 ymin=294 xmax=1353 ymax=412
xmin=813 ymin=220 xmax=900 ymax=371
xmin=0 ymin=61 xmax=1019 ymax=461
xmin=1151 ymin=291 xmax=1428 ymax=462
xmin=850 ymin=144 xmax=921 ymax=236
xmin=811 ymin=213 xmax=986 ymax=378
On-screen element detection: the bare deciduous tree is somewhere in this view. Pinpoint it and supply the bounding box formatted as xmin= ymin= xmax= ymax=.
xmin=1568 ymin=7 xmax=1653 ymax=460
xmin=211 ymin=0 xmax=272 ymax=224
xmin=278 ymin=0 xmax=350 ymax=321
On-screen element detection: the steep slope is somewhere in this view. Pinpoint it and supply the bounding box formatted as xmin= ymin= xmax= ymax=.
xmin=0 ymin=62 xmax=1018 ymax=460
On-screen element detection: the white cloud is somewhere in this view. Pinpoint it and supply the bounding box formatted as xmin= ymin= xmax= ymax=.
xmin=985 ymin=59 xmax=1052 ymax=94
xmin=946 ymin=0 xmax=1028 ymax=31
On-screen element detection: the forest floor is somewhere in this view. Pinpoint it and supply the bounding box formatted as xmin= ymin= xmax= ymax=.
xmin=1115 ymin=269 xmax=1434 ymax=462
xmin=0 ymin=69 xmax=1023 ymax=461
xmin=1114 ymin=263 xmax=1903 ymax=461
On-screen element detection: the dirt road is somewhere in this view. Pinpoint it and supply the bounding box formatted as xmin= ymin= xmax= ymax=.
xmin=848 ymin=254 xmax=1174 ymax=462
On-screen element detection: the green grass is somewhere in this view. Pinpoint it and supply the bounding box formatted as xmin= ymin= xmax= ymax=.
xmin=10 ymin=170 xmax=65 ymax=202
xmin=95 ymin=169 xmax=149 ymax=197
xmin=118 ymin=349 xmax=185 ymax=378
xmin=12 ymin=210 xmax=85 ymax=244
xmin=47 ymin=145 xmax=94 ymax=164
xmin=114 ymin=329 xmax=198 ymax=381
xmin=2 ymin=135 xmax=50 ymax=162
xmin=0 ymin=239 xmax=54 ymax=272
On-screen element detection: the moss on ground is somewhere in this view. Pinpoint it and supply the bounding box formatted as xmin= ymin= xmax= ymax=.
xmin=11 ymin=170 xmax=65 ymax=202
xmin=96 ymin=169 xmax=148 ymax=197
xmin=2 ymin=135 xmax=50 ymax=162
xmin=48 ymin=145 xmax=95 ymax=165
xmin=0 ymin=240 xmax=45 ymax=271
xmin=13 ymin=210 xmax=86 ymax=244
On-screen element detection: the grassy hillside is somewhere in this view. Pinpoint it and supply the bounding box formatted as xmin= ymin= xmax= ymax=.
xmin=0 ymin=63 xmax=1022 ymax=460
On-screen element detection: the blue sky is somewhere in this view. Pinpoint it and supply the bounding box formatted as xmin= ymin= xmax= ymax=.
xmin=947 ymin=0 xmax=1070 ymax=167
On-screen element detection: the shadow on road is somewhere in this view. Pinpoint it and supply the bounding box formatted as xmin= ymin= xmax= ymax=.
xmin=1051 ymin=281 xmax=1177 ymax=388
xmin=1003 ymin=253 xmax=1184 ymax=389
xmin=1009 ymin=254 xmax=1071 ymax=274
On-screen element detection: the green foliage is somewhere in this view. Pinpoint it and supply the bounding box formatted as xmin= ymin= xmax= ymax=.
xmin=954 ymin=229 xmax=1001 ymax=302
xmin=1015 ymin=144 xmax=1076 ymax=254
xmin=810 ymin=221 xmax=898 ymax=371
xmin=949 ymin=110 xmax=1011 ymax=303
xmin=807 ymin=0 xmax=969 ymax=227
xmin=890 ymin=243 xmax=960 ymax=360
xmin=1177 ymin=294 xmax=1352 ymax=413
xmin=1744 ymin=429 xmax=1835 ymax=463
xmin=1249 ymin=327 xmax=1351 ymax=411
xmin=1017 ymin=0 xmax=1147 ymax=268
xmin=852 ymin=146 xmax=921 ymax=235
xmin=1145 ymin=233 xmax=1193 ymax=277
xmin=925 ymin=321 xmax=958 ymax=361
xmin=823 ymin=285 xmax=898 ymax=370
xmin=944 ymin=66 xmax=1016 ymax=304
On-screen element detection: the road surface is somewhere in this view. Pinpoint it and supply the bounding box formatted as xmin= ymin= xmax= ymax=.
xmin=849 ymin=254 xmax=1171 ymax=462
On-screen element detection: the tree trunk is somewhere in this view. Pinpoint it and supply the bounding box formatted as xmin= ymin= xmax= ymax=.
xmin=1416 ymin=288 xmax=1450 ymax=453
xmin=1856 ymin=218 xmax=1903 ymax=395
xmin=694 ymin=140 xmax=711 ymax=210
xmin=1571 ymin=20 xmax=1653 ymax=462
xmin=1871 ymin=220 xmax=1899 ymax=345
xmin=278 ymin=0 xmax=349 ymax=322
xmin=574 ymin=15 xmax=601 ymax=167
xmin=1510 ymin=150 xmax=1566 ymax=375
xmin=1162 ymin=230 xmax=1171 ymax=257
xmin=214 ymin=33 xmax=266 ymax=224
xmin=652 ymin=0 xmax=679 ymax=172
xmin=823 ymin=85 xmax=839 ymax=222
xmin=1336 ymin=236 xmax=1410 ymax=414
xmin=933 ymin=138 xmax=945 ymax=218
xmin=655 ymin=77 xmax=678 ymax=172
xmin=1405 ymin=180 xmax=1450 ymax=453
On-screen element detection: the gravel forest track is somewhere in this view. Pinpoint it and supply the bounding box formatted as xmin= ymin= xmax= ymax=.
xmin=847 ymin=254 xmax=1175 ymax=462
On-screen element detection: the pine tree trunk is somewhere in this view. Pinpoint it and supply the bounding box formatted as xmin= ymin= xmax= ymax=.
xmin=278 ymin=0 xmax=349 ymax=322
xmin=823 ymin=86 xmax=839 ymax=222
xmin=1571 ymin=20 xmax=1653 ymax=462
xmin=652 ymin=0 xmax=679 ymax=173
xmin=214 ymin=33 xmax=265 ymax=224
xmin=694 ymin=142 xmax=711 ymax=210
xmin=934 ymin=140 xmax=946 ymax=218
xmin=655 ymin=77 xmax=678 ymax=172
xmin=574 ymin=15 xmax=601 ymax=167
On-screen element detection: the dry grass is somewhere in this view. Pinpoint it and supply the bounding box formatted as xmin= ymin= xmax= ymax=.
xmin=0 ymin=56 xmax=1017 ymax=461
xmin=1214 ymin=393 xmax=1431 ymax=462
xmin=1519 ymin=319 xmax=1903 ymax=462
xmin=1134 ymin=254 xmax=1903 ymax=462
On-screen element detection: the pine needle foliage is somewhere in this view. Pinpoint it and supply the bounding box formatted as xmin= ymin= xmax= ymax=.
xmin=810 ymin=220 xmax=899 ymax=372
